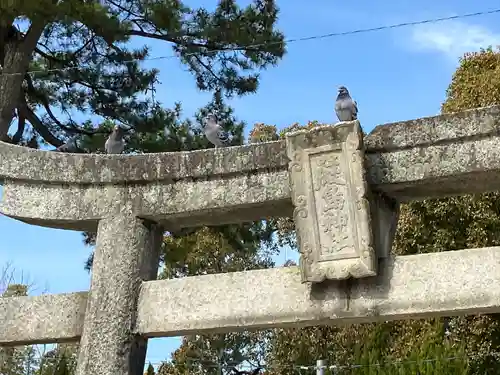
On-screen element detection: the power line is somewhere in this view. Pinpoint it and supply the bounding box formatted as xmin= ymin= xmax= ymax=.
xmin=149 ymin=353 xmax=469 ymax=370
xmin=12 ymin=356 xmax=468 ymax=375
xmin=15 ymin=350 xmax=484 ymax=374
xmin=1 ymin=8 xmax=499 ymax=77
xmin=279 ymin=8 xmax=500 ymax=44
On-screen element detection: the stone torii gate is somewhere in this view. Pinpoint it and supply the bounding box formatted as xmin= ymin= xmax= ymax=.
xmin=2 ymin=105 xmax=500 ymax=374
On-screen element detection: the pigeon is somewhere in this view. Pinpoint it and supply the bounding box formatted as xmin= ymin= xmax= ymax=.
xmin=55 ymin=136 xmax=79 ymax=153
xmin=335 ymin=86 xmax=358 ymax=122
xmin=204 ymin=114 xmax=230 ymax=147
xmin=104 ymin=125 xmax=126 ymax=154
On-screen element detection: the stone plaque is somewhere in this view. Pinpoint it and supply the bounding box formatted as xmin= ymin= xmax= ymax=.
xmin=286 ymin=121 xmax=376 ymax=283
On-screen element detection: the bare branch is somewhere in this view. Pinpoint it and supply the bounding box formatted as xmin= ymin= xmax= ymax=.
xmin=23 ymin=21 xmax=47 ymax=54
xmin=34 ymin=47 xmax=63 ymax=62
xmin=35 ymin=35 xmax=94 ymax=63
xmin=127 ymin=29 xmax=216 ymax=49
xmin=25 ymin=73 xmax=66 ymax=126
xmin=192 ymin=54 xmax=224 ymax=84
xmin=18 ymin=96 xmax=64 ymax=147
xmin=24 ymin=74 xmax=105 ymax=137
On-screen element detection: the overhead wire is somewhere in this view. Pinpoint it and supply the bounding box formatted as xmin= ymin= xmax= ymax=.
xmin=21 ymin=352 xmax=472 ymax=374
xmin=141 ymin=353 xmax=468 ymax=370
xmin=0 ymin=8 xmax=499 ymax=77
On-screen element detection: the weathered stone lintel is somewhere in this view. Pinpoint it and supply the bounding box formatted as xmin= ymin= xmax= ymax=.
xmin=364 ymin=104 xmax=500 ymax=152
xmin=0 ymin=140 xmax=288 ymax=184
xmin=2 ymin=247 xmax=500 ymax=345
xmin=3 ymin=132 xmax=499 ymax=231
xmin=366 ymin=136 xmax=500 ymax=201
xmin=0 ymin=170 xmax=291 ymax=231
xmin=0 ymin=105 xmax=498 ymax=190
xmin=347 ymin=246 xmax=500 ymax=321
xmin=0 ymin=292 xmax=86 ymax=345
xmin=137 ymin=247 xmax=500 ymax=336
xmin=3 ymin=107 xmax=500 ymax=228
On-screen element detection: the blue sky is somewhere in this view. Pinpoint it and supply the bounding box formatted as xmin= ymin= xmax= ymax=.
xmin=1 ymin=0 xmax=500 ymax=369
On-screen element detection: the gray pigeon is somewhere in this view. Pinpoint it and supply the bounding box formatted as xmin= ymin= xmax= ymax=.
xmin=335 ymin=86 xmax=358 ymax=122
xmin=104 ymin=125 xmax=126 ymax=154
xmin=204 ymin=114 xmax=230 ymax=147
xmin=55 ymin=136 xmax=79 ymax=153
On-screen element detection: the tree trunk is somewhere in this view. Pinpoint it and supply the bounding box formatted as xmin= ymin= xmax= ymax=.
xmin=0 ymin=22 xmax=46 ymax=141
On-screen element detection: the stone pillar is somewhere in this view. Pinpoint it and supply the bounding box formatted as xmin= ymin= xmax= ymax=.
xmin=75 ymin=215 xmax=163 ymax=375
xmin=370 ymin=191 xmax=400 ymax=259
xmin=0 ymin=284 xmax=29 ymax=374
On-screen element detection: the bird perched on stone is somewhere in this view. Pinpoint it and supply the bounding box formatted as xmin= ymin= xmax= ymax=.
xmin=335 ymin=86 xmax=358 ymax=122
xmin=104 ymin=125 xmax=126 ymax=154
xmin=204 ymin=114 xmax=230 ymax=147
xmin=55 ymin=136 xmax=79 ymax=153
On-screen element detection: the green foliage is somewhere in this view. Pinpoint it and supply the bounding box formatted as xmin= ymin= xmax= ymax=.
xmin=264 ymin=321 xmax=468 ymax=375
xmin=0 ymin=345 xmax=41 ymax=375
xmin=146 ymin=363 xmax=156 ymax=375
xmin=394 ymin=193 xmax=500 ymax=255
xmin=441 ymin=47 xmax=500 ymax=114
xmin=278 ymin=120 xmax=322 ymax=138
xmin=392 ymin=46 xmax=500 ymax=374
xmin=159 ymin=333 xmax=269 ymax=375
xmin=34 ymin=345 xmax=78 ymax=375
xmin=248 ymin=123 xmax=279 ymax=143
xmin=1 ymin=283 xmax=28 ymax=297
xmin=162 ymin=224 xmax=276 ymax=278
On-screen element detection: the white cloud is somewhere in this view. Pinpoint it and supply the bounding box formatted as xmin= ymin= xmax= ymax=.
xmin=410 ymin=21 xmax=500 ymax=59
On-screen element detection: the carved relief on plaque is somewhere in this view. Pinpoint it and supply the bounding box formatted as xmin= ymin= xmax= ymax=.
xmin=286 ymin=121 xmax=376 ymax=283
xmin=310 ymin=152 xmax=356 ymax=260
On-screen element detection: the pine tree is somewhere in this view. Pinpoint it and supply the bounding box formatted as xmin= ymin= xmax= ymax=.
xmin=9 ymin=0 xmax=292 ymax=369
xmin=0 ymin=0 xmax=285 ymax=145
